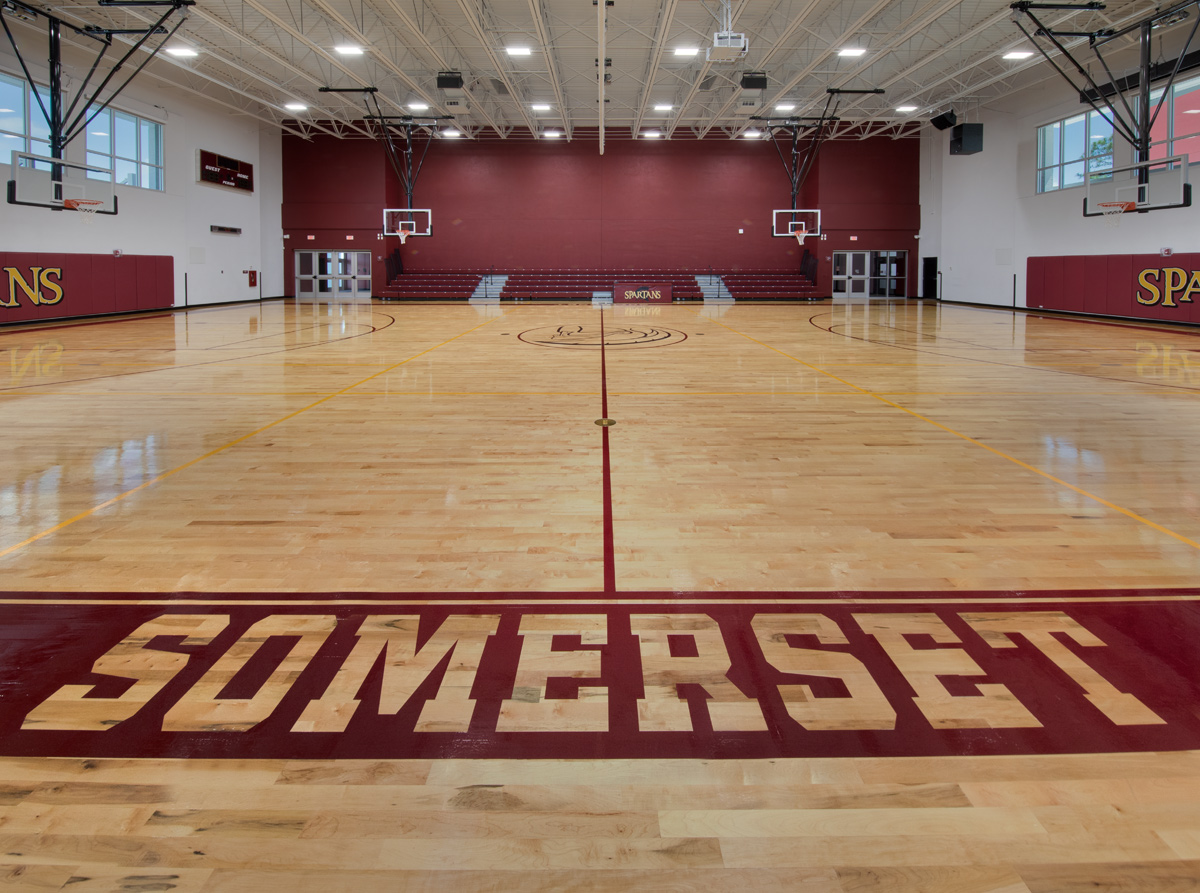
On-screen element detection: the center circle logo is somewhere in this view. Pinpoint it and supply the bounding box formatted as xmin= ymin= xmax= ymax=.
xmin=518 ymin=324 xmax=687 ymax=349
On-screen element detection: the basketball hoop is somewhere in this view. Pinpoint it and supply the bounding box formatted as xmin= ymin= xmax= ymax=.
xmin=1097 ymin=200 xmax=1136 ymax=227
xmin=793 ymin=226 xmax=807 ymax=248
xmin=396 ymin=228 xmax=413 ymax=245
xmin=63 ymin=198 xmax=104 ymax=221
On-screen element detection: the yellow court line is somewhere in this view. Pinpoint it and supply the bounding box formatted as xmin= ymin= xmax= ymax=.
xmin=0 ymin=312 xmax=507 ymax=561
xmin=698 ymin=311 xmax=1200 ymax=552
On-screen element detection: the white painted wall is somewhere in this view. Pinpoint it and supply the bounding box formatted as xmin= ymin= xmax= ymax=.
xmin=920 ymin=78 xmax=1199 ymax=307
xmin=1 ymin=48 xmax=282 ymax=308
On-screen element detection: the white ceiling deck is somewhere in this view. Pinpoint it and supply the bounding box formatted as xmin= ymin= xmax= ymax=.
xmin=4 ymin=0 xmax=1191 ymax=143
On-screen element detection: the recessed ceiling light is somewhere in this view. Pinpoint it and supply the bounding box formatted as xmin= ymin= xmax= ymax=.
xmin=674 ymin=47 xmax=699 ymax=57
xmin=775 ymin=103 xmax=795 ymax=112
xmin=1003 ymin=50 xmax=1034 ymax=59
xmin=896 ymin=105 xmax=918 ymax=112
xmin=408 ymin=102 xmax=429 ymax=111
xmin=838 ymin=47 xmax=867 ymax=57
xmin=654 ymin=104 xmax=673 ymax=112
xmin=507 ymin=46 xmax=532 ymax=56
xmin=284 ymin=103 xmax=307 ymax=112
xmin=165 ymin=47 xmax=198 ymax=57
xmin=642 ymin=130 xmax=661 ymax=139
xmin=335 ymin=45 xmax=363 ymax=55
xmin=531 ymin=103 xmax=552 ymax=111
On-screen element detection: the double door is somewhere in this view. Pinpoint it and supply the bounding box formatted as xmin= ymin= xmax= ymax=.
xmin=832 ymin=251 xmax=907 ymax=297
xmin=295 ymin=250 xmax=372 ymax=297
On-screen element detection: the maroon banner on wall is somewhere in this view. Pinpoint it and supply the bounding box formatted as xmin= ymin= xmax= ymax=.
xmin=1028 ymin=253 xmax=1200 ymax=324
xmin=0 ymin=252 xmax=173 ymax=325
xmin=615 ymin=282 xmax=672 ymax=303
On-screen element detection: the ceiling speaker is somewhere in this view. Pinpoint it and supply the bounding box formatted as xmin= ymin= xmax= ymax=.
xmin=930 ymin=110 xmax=957 ymax=130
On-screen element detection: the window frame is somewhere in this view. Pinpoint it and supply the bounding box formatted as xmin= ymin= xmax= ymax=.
xmin=1036 ymin=109 xmax=1115 ymax=194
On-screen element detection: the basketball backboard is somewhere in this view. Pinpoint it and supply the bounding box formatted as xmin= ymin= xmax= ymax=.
xmin=7 ymin=150 xmax=117 ymax=214
xmin=1083 ymin=155 xmax=1191 ymax=217
xmin=383 ymin=208 xmax=432 ymax=237
xmin=773 ymin=208 xmax=821 ymax=237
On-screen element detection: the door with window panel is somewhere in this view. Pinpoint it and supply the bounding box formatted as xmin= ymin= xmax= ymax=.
xmin=294 ymin=251 xmax=372 ymax=297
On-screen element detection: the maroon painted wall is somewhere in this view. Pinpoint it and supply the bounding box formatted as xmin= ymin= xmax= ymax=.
xmin=1028 ymin=254 xmax=1200 ymax=324
xmin=1 ymin=253 xmax=173 ymax=325
xmin=281 ymin=133 xmax=920 ymax=296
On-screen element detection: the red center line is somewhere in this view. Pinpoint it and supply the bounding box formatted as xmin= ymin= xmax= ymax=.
xmin=600 ymin=306 xmax=616 ymax=594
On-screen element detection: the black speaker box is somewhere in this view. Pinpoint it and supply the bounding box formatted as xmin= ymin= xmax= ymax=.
xmin=950 ymin=122 xmax=983 ymax=155
xmin=740 ymin=72 xmax=768 ymax=90
xmin=930 ymin=110 xmax=957 ymax=131
xmin=437 ymin=72 xmax=464 ymax=90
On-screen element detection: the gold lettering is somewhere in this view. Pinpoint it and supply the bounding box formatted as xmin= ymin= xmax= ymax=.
xmin=163 ymin=615 xmax=335 ymax=732
xmin=854 ymin=613 xmax=1041 ymax=729
xmin=753 ymin=614 xmax=895 ymax=731
xmin=1136 ymin=269 xmax=1161 ymax=305
xmin=632 ymin=614 xmax=767 ymax=732
xmin=1135 ymin=341 xmax=1158 ymax=377
xmin=1181 ymin=270 xmax=1200 ymax=304
xmin=963 ymin=612 xmax=1164 ymax=725
xmin=21 ymin=615 xmax=229 ymax=731
xmin=1161 ymin=267 xmax=1187 ymax=307
xmin=497 ymin=614 xmax=609 ymax=732
xmin=292 ymin=614 xmax=499 ymax=733
xmin=3 ymin=267 xmax=41 ymax=308
xmin=36 ymin=268 xmax=63 ymax=305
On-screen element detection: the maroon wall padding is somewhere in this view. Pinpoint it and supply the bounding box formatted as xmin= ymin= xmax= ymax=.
xmin=281 ymin=134 xmax=921 ymax=296
xmin=0 ymin=252 xmax=173 ymax=325
xmin=1028 ymin=253 xmax=1200 ymax=325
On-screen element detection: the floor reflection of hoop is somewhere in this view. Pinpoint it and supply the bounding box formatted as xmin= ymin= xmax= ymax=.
xmin=518 ymin=324 xmax=687 ymax=349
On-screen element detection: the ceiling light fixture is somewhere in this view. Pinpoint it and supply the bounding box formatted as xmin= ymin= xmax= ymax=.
xmin=838 ymin=47 xmax=867 ymax=57
xmin=775 ymin=103 xmax=795 ymax=112
xmin=674 ymin=47 xmax=699 ymax=57
xmin=408 ymin=102 xmax=429 ymax=111
xmin=532 ymin=103 xmax=552 ymax=111
xmin=1003 ymin=50 xmax=1034 ymax=60
xmin=896 ymin=105 xmax=918 ymax=112
xmin=544 ymin=130 xmax=562 ymax=138
xmin=643 ymin=130 xmax=661 ymax=139
xmin=284 ymin=103 xmax=307 ymax=112
xmin=743 ymin=129 xmax=762 ymax=138
xmin=442 ymin=129 xmax=462 ymax=138
xmin=654 ymin=104 xmax=673 ymax=112
xmin=334 ymin=45 xmax=363 ymax=55
xmin=507 ymin=46 xmax=532 ymax=56
xmin=165 ymin=47 xmax=198 ymax=57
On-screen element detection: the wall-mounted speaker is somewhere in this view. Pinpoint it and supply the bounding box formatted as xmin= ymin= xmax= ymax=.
xmin=740 ymin=72 xmax=768 ymax=90
xmin=950 ymin=122 xmax=983 ymax=155
xmin=930 ymin=110 xmax=957 ymax=131
xmin=437 ymin=72 xmax=464 ymax=90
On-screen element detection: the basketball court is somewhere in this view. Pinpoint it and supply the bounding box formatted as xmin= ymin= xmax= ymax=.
xmin=4 ymin=0 xmax=1200 ymax=887
xmin=1 ymin=297 xmax=1199 ymax=889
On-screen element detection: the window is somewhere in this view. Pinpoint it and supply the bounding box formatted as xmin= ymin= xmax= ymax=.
xmin=1148 ymin=72 xmax=1200 ymax=162
xmin=86 ymin=106 xmax=164 ymax=190
xmin=0 ymin=71 xmax=51 ymax=157
xmin=1036 ymin=109 xmax=1114 ymax=192
xmin=2 ymin=72 xmax=162 ymax=189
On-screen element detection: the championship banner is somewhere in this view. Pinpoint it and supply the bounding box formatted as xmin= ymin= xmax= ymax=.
xmin=615 ymin=282 xmax=672 ymax=303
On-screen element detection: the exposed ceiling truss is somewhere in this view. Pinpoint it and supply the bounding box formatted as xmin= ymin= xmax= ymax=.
xmin=1 ymin=0 xmax=1195 ymax=146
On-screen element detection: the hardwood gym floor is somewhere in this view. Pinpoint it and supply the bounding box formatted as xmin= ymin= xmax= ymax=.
xmin=1 ymin=298 xmax=1198 ymax=891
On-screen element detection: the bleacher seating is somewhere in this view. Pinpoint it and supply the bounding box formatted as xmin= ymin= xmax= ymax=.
xmin=380 ymin=267 xmax=822 ymax=300
xmin=379 ymin=270 xmax=482 ymax=300
xmin=718 ymin=270 xmax=821 ymax=301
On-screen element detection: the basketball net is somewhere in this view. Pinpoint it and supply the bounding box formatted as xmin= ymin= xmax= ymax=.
xmin=793 ymin=225 xmax=807 ymax=247
xmin=1097 ymin=200 xmax=1135 ymax=228
xmin=396 ymin=228 xmax=413 ymax=244
xmin=64 ymin=198 xmax=104 ymax=222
